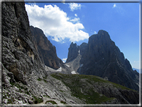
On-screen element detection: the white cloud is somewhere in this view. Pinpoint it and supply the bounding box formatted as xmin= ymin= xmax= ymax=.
xmin=113 ymin=4 xmax=116 ymax=8
xmin=75 ymin=14 xmax=77 ymax=17
xmin=62 ymin=58 xmax=67 ymax=63
xmin=25 ymin=4 xmax=89 ymax=42
xmin=69 ymin=3 xmax=81 ymax=11
xmin=70 ymin=18 xmax=80 ymax=22
xmin=94 ymin=31 xmax=97 ymax=34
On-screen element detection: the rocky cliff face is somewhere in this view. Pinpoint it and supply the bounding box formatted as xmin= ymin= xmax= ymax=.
xmin=1 ymin=2 xmax=77 ymax=105
xmin=79 ymin=42 xmax=88 ymax=56
xmin=2 ymin=2 xmax=47 ymax=85
xmin=66 ymin=42 xmax=79 ymax=63
xmin=66 ymin=30 xmax=139 ymax=91
xmin=30 ymin=26 xmax=63 ymax=69
xmin=66 ymin=42 xmax=88 ymax=63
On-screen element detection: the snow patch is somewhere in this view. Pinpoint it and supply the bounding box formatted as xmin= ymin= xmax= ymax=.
xmin=56 ymin=67 xmax=62 ymax=72
xmin=65 ymin=64 xmax=70 ymax=67
xmin=71 ymin=71 xmax=76 ymax=74
xmin=78 ymin=50 xmax=80 ymax=55
xmin=45 ymin=65 xmax=57 ymax=72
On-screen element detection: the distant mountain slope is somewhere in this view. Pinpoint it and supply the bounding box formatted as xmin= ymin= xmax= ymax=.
xmin=66 ymin=30 xmax=139 ymax=91
xmin=51 ymin=73 xmax=139 ymax=104
xmin=30 ymin=26 xmax=73 ymax=74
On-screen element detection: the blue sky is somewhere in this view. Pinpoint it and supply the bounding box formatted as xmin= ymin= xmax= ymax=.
xmin=25 ymin=2 xmax=140 ymax=70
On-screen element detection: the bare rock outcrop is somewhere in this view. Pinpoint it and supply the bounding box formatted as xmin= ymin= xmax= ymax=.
xmin=30 ymin=26 xmax=63 ymax=69
xmin=66 ymin=42 xmax=79 ymax=63
xmin=2 ymin=2 xmax=47 ymax=84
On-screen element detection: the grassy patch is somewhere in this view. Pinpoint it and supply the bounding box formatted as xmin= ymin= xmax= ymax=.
xmin=7 ymin=97 xmax=15 ymax=104
xmin=33 ymin=96 xmax=43 ymax=104
xmin=60 ymin=100 xmax=67 ymax=104
xmin=43 ymin=95 xmax=50 ymax=98
xmin=7 ymin=99 xmax=13 ymax=104
xmin=43 ymin=76 xmax=47 ymax=79
xmin=25 ymin=90 xmax=31 ymax=95
xmin=45 ymin=100 xmax=57 ymax=104
xmin=37 ymin=77 xmax=48 ymax=83
xmin=59 ymin=90 xmax=64 ymax=92
xmin=43 ymin=79 xmax=47 ymax=83
xmin=10 ymin=82 xmax=31 ymax=94
xmin=37 ymin=78 xmax=42 ymax=81
xmin=10 ymin=81 xmax=15 ymax=86
xmin=51 ymin=73 xmax=115 ymax=104
xmin=109 ymin=81 xmax=135 ymax=91
xmin=51 ymin=73 xmax=134 ymax=90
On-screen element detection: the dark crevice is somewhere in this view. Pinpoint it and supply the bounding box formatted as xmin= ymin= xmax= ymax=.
xmin=14 ymin=4 xmax=18 ymax=18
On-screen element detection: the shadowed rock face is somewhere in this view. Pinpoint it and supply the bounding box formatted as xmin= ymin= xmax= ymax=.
xmin=30 ymin=26 xmax=63 ymax=69
xmin=66 ymin=42 xmax=79 ymax=63
xmin=66 ymin=30 xmax=139 ymax=91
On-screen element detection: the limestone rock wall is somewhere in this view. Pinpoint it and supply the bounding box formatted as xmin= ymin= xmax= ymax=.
xmin=2 ymin=2 xmax=47 ymax=86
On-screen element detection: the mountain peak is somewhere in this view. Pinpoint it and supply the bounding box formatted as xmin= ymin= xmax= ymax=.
xmin=66 ymin=42 xmax=79 ymax=63
xmin=67 ymin=29 xmax=139 ymax=91
xmin=89 ymin=30 xmax=111 ymax=44
xmin=98 ymin=30 xmax=108 ymax=35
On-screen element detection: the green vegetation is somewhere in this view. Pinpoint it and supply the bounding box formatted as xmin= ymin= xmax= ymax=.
xmin=51 ymin=73 xmax=135 ymax=104
xmin=109 ymin=81 xmax=135 ymax=91
xmin=59 ymin=90 xmax=64 ymax=92
xmin=10 ymin=81 xmax=15 ymax=86
xmin=7 ymin=99 xmax=13 ymax=104
xmin=25 ymin=90 xmax=31 ymax=95
xmin=51 ymin=73 xmax=115 ymax=104
xmin=37 ymin=77 xmax=48 ymax=83
xmin=43 ymin=76 xmax=47 ymax=79
xmin=43 ymin=95 xmax=50 ymax=98
xmin=11 ymin=82 xmax=32 ymax=95
xmin=7 ymin=97 xmax=15 ymax=104
xmin=60 ymin=100 xmax=67 ymax=104
xmin=45 ymin=100 xmax=57 ymax=104
xmin=33 ymin=96 xmax=43 ymax=104
xmin=37 ymin=78 xmax=42 ymax=81
xmin=51 ymin=73 xmax=133 ymax=90
xmin=43 ymin=79 xmax=47 ymax=83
